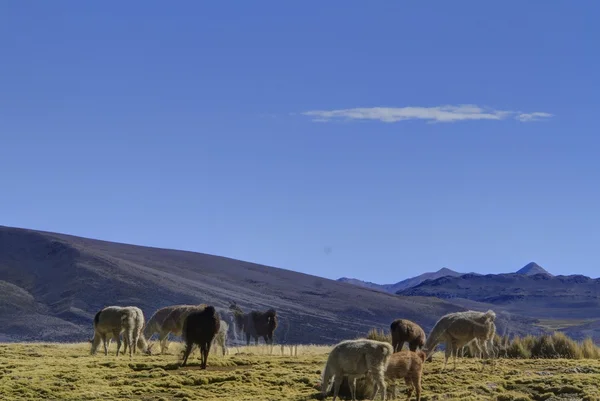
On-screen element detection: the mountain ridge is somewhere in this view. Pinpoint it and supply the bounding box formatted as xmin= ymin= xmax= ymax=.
xmin=337 ymin=267 xmax=465 ymax=294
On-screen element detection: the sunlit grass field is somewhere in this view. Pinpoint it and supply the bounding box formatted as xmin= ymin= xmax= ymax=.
xmin=1 ymin=342 xmax=600 ymax=400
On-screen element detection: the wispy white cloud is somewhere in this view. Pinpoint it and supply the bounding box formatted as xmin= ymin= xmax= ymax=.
xmin=516 ymin=112 xmax=553 ymax=122
xmin=301 ymin=105 xmax=553 ymax=124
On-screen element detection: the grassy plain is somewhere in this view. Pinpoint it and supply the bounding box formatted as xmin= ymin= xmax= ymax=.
xmin=1 ymin=342 xmax=600 ymax=401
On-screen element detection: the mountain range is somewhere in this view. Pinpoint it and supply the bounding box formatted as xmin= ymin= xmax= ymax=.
xmin=338 ymin=267 xmax=465 ymax=294
xmin=1 ymin=225 xmax=597 ymax=344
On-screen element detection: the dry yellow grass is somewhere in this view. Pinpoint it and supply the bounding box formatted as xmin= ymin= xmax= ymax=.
xmin=1 ymin=342 xmax=600 ymax=400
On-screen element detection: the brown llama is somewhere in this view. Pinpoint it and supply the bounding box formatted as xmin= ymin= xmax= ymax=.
xmin=390 ymin=319 xmax=426 ymax=352
xmin=181 ymin=305 xmax=220 ymax=369
xmin=385 ymin=349 xmax=426 ymax=401
xmin=228 ymin=301 xmax=277 ymax=346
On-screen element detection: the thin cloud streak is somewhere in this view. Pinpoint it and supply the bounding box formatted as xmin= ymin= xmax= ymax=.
xmin=516 ymin=112 xmax=553 ymax=122
xmin=302 ymin=105 xmax=553 ymax=123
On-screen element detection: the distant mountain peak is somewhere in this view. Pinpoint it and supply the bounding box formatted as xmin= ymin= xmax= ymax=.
xmin=436 ymin=267 xmax=457 ymax=274
xmin=516 ymin=262 xmax=552 ymax=276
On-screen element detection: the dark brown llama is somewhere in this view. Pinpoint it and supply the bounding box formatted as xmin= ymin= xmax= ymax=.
xmin=390 ymin=319 xmax=426 ymax=352
xmin=180 ymin=305 xmax=220 ymax=369
xmin=228 ymin=301 xmax=277 ymax=345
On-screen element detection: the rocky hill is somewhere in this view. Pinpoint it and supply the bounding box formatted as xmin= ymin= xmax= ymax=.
xmin=1 ymin=225 xmax=538 ymax=344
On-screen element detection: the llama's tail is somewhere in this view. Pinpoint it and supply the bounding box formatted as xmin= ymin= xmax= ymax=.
xmin=93 ymin=310 xmax=101 ymax=327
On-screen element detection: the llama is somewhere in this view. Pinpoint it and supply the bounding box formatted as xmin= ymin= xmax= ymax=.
xmin=181 ymin=305 xmax=220 ymax=369
xmin=423 ymin=309 xmax=495 ymax=361
xmin=146 ymin=304 xmax=207 ymax=354
xmin=424 ymin=310 xmax=496 ymax=371
xmin=321 ymin=338 xmax=393 ymax=401
xmin=444 ymin=314 xmax=496 ymax=371
xmin=228 ymin=301 xmax=277 ymax=346
xmin=144 ymin=304 xmax=184 ymax=352
xmin=90 ymin=306 xmax=152 ymax=357
xmin=461 ymin=321 xmax=499 ymax=359
xmin=384 ymin=349 xmax=426 ymax=401
xmin=390 ymin=319 xmax=426 ymax=352
xmin=211 ymin=320 xmax=229 ymax=356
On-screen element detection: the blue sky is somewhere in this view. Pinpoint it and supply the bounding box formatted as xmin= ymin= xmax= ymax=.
xmin=1 ymin=1 xmax=599 ymax=283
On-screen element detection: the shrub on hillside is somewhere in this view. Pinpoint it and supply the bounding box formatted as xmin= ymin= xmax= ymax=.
xmin=548 ymin=332 xmax=583 ymax=359
xmin=581 ymin=338 xmax=600 ymax=359
xmin=365 ymin=327 xmax=392 ymax=344
xmin=502 ymin=333 xmax=598 ymax=360
xmin=506 ymin=337 xmax=531 ymax=359
xmin=456 ymin=332 xmax=599 ymax=360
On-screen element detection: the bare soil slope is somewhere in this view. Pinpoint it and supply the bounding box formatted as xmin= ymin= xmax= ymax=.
xmin=1 ymin=226 xmax=536 ymax=344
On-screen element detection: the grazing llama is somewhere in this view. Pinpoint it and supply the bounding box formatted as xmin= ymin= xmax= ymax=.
xmin=321 ymin=338 xmax=393 ymax=401
xmin=181 ymin=305 xmax=220 ymax=369
xmin=146 ymin=304 xmax=207 ymax=354
xmin=385 ymin=349 xmax=426 ymax=401
xmin=424 ymin=310 xmax=494 ymax=359
xmin=390 ymin=319 xmax=426 ymax=352
xmin=90 ymin=306 xmax=152 ymax=357
xmin=424 ymin=310 xmax=496 ymax=371
xmin=229 ymin=301 xmax=277 ymax=346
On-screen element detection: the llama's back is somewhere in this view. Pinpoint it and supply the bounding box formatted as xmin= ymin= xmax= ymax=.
xmin=329 ymin=339 xmax=392 ymax=374
xmin=144 ymin=305 xmax=181 ymax=337
xmin=445 ymin=315 xmax=494 ymax=344
xmin=94 ymin=306 xmax=128 ymax=334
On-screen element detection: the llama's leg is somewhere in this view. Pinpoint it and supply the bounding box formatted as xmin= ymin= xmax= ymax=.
xmin=128 ymin=330 xmax=134 ymax=358
xmin=372 ymin=369 xmax=386 ymax=401
xmin=443 ymin=344 xmax=451 ymax=370
xmin=453 ymin=344 xmax=459 ymax=371
xmin=181 ymin=342 xmax=192 ymax=367
xmin=398 ymin=341 xmax=405 ymax=352
xmin=159 ymin=331 xmax=169 ymax=354
xmin=412 ymin=375 xmax=422 ymax=401
xmin=115 ymin=333 xmax=122 ymax=357
xmin=124 ymin=335 xmax=130 ymax=356
xmin=332 ymin=375 xmax=343 ymax=401
xmin=102 ymin=335 xmax=108 ymax=356
xmin=349 ymin=377 xmax=356 ymax=401
xmin=205 ymin=341 xmax=212 ymax=368
xmin=409 ymin=341 xmax=418 ymax=352
xmin=132 ymin=331 xmax=138 ymax=355
xmin=404 ymin=377 xmax=413 ymax=400
xmin=472 ymin=341 xmax=484 ymax=371
xmin=480 ymin=341 xmax=492 ymax=371
xmin=246 ymin=333 xmax=251 ymax=346
xmin=200 ymin=344 xmax=206 ymax=369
